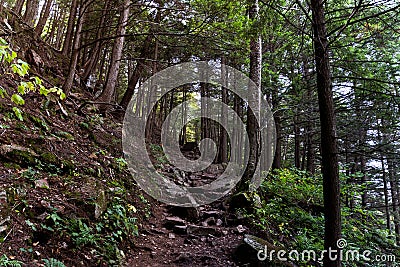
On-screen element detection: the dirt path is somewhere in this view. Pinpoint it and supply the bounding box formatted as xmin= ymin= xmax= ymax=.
xmin=126 ymin=199 xmax=245 ymax=267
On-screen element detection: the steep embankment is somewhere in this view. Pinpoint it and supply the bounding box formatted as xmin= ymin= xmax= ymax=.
xmin=0 ymin=9 xmax=150 ymax=266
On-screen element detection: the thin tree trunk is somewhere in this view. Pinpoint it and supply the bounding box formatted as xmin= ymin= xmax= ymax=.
xmin=96 ymin=0 xmax=130 ymax=110
xmin=62 ymin=0 xmax=78 ymax=56
xmin=82 ymin=0 xmax=110 ymax=83
xmin=55 ymin=9 xmax=66 ymax=49
xmin=310 ymin=0 xmax=341 ymax=266
xmin=12 ymin=0 xmax=25 ymax=15
xmin=294 ymin=115 xmax=301 ymax=168
xmin=388 ymin=157 xmax=400 ymax=245
xmin=380 ymin=155 xmax=391 ymax=232
xmin=219 ymin=56 xmax=228 ymax=163
xmin=62 ymin=1 xmax=85 ymax=96
xmin=35 ymin=0 xmax=53 ymax=35
xmin=119 ymin=35 xmax=152 ymax=109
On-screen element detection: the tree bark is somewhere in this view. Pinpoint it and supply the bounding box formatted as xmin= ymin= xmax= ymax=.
xmin=219 ymin=56 xmax=228 ymax=163
xmin=12 ymin=0 xmax=25 ymax=15
xmin=237 ymin=0 xmax=261 ymax=192
xmin=35 ymin=0 xmax=53 ymax=36
xmin=119 ymin=34 xmax=152 ymax=109
xmin=23 ymin=0 xmax=40 ymax=27
xmin=62 ymin=1 xmax=86 ymax=96
xmin=62 ymin=0 xmax=78 ymax=56
xmin=310 ymin=0 xmax=341 ymax=266
xmin=82 ymin=0 xmax=110 ymax=84
xmin=96 ymin=0 xmax=130 ymax=110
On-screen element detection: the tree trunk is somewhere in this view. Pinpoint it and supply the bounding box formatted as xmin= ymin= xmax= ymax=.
xmin=23 ymin=0 xmax=40 ymax=27
xmin=55 ymin=9 xmax=67 ymax=49
xmin=96 ymin=0 xmax=130 ymax=110
xmin=119 ymin=35 xmax=152 ymax=109
xmin=237 ymin=0 xmax=261 ymax=192
xmin=388 ymin=157 xmax=400 ymax=245
xmin=62 ymin=1 xmax=85 ymax=96
xmin=310 ymin=0 xmax=341 ymax=266
xmin=12 ymin=0 xmax=25 ymax=15
xmin=62 ymin=0 xmax=78 ymax=56
xmin=82 ymin=0 xmax=110 ymax=83
xmin=35 ymin=0 xmax=53 ymax=36
xmin=294 ymin=115 xmax=301 ymax=168
xmin=380 ymin=155 xmax=391 ymax=232
xmin=219 ymin=56 xmax=228 ymax=163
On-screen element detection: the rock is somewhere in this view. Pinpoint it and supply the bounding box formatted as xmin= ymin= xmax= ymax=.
xmin=35 ymin=179 xmax=49 ymax=189
xmin=168 ymin=206 xmax=199 ymax=221
xmin=202 ymin=210 xmax=220 ymax=218
xmin=234 ymin=234 xmax=294 ymax=267
xmin=164 ymin=216 xmax=186 ymax=229
xmin=168 ymin=233 xmax=175 ymax=239
xmin=236 ymin=225 xmax=247 ymax=234
xmin=0 ymin=144 xmax=38 ymax=167
xmin=216 ymin=219 xmax=223 ymax=226
xmin=94 ymin=190 xmax=107 ymax=219
xmin=186 ymin=225 xmax=221 ymax=236
xmin=173 ymin=225 xmax=187 ymax=234
xmin=201 ymin=216 xmax=216 ymax=226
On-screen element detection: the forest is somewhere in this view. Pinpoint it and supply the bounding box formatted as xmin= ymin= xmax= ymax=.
xmin=0 ymin=0 xmax=399 ymax=266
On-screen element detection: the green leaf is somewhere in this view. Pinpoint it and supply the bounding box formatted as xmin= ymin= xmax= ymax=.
xmin=0 ymin=86 xmax=6 ymax=98
xmin=59 ymin=92 xmax=66 ymax=100
xmin=11 ymin=94 xmax=25 ymax=105
xmin=32 ymin=76 xmax=42 ymax=85
xmin=17 ymin=82 xmax=27 ymax=95
xmin=39 ymin=86 xmax=49 ymax=96
xmin=13 ymin=107 xmax=23 ymax=121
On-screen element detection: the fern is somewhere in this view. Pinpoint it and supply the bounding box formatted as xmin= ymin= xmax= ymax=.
xmin=0 ymin=254 xmax=23 ymax=267
xmin=43 ymin=258 xmax=66 ymax=267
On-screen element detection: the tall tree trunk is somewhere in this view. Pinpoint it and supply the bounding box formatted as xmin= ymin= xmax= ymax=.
xmin=82 ymin=0 xmax=110 ymax=83
xmin=62 ymin=0 xmax=78 ymax=56
xmin=310 ymin=0 xmax=341 ymax=266
xmin=119 ymin=35 xmax=152 ymax=109
xmin=62 ymin=0 xmax=85 ymax=96
xmin=388 ymin=157 xmax=400 ymax=245
xmin=54 ymin=9 xmax=66 ymax=49
xmin=294 ymin=115 xmax=301 ymax=168
xmin=380 ymin=155 xmax=391 ymax=232
xmin=96 ymin=0 xmax=130 ymax=110
xmin=23 ymin=0 xmax=39 ymax=26
xmin=237 ymin=0 xmax=261 ymax=192
xmin=219 ymin=56 xmax=228 ymax=163
xmin=12 ymin=0 xmax=25 ymax=15
xmin=35 ymin=0 xmax=53 ymax=35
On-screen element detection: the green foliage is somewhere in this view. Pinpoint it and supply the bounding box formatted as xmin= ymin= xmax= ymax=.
xmin=0 ymin=38 xmax=66 ymax=120
xmin=149 ymin=144 xmax=168 ymax=166
xmin=242 ymin=168 xmax=399 ymax=266
xmin=0 ymin=254 xmax=23 ymax=267
xmin=43 ymin=258 xmax=66 ymax=267
xmin=36 ymin=197 xmax=138 ymax=264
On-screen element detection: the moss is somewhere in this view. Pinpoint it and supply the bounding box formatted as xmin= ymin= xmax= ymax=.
xmin=61 ymin=159 xmax=74 ymax=173
xmin=54 ymin=131 xmax=75 ymax=141
xmin=4 ymin=162 xmax=21 ymax=169
xmin=40 ymin=152 xmax=59 ymax=165
xmin=5 ymin=149 xmax=37 ymax=167
xmin=29 ymin=115 xmax=50 ymax=132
